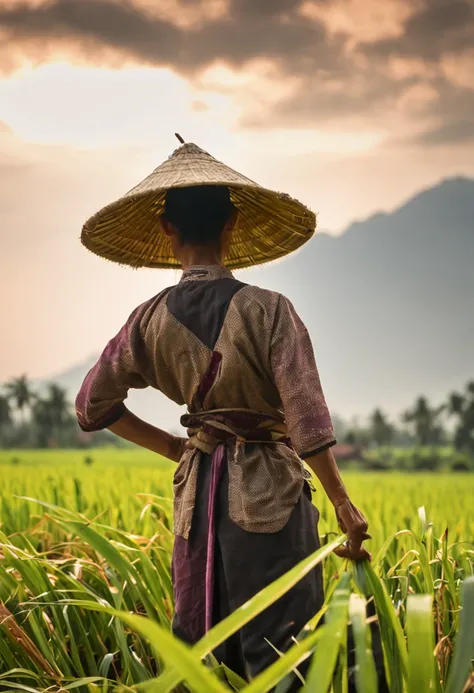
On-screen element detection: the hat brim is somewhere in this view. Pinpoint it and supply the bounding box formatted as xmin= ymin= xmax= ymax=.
xmin=82 ymin=183 xmax=315 ymax=269
xmin=81 ymin=142 xmax=316 ymax=269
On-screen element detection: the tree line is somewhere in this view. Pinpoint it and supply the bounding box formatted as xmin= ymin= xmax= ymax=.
xmin=339 ymin=382 xmax=474 ymax=457
xmin=0 ymin=376 xmax=116 ymax=449
xmin=0 ymin=375 xmax=473 ymax=458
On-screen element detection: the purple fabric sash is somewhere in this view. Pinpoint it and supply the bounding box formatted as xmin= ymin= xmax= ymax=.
xmin=205 ymin=443 xmax=226 ymax=632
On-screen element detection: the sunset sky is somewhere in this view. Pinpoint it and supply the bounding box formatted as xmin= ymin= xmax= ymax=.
xmin=1 ymin=0 xmax=474 ymax=387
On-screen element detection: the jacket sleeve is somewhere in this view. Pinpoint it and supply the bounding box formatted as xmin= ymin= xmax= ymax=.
xmin=270 ymin=294 xmax=336 ymax=458
xmin=75 ymin=303 xmax=152 ymax=432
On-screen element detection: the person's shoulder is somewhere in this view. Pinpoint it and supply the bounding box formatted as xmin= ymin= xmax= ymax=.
xmin=128 ymin=286 xmax=173 ymax=328
xmin=237 ymin=281 xmax=280 ymax=301
xmin=237 ymin=284 xmax=305 ymax=327
xmin=239 ymin=282 xmax=295 ymax=304
xmin=136 ymin=286 xmax=172 ymax=312
xmin=234 ymin=282 xmax=286 ymax=315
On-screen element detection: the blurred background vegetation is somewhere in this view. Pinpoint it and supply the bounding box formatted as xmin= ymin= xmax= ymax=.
xmin=1 ymin=373 xmax=473 ymax=472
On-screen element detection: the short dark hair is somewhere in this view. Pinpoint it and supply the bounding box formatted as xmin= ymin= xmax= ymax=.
xmin=163 ymin=185 xmax=235 ymax=245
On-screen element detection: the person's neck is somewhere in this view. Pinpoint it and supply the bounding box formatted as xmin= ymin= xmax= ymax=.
xmin=178 ymin=246 xmax=223 ymax=271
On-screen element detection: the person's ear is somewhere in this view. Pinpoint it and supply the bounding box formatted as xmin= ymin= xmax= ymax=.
xmin=224 ymin=209 xmax=238 ymax=233
xmin=161 ymin=217 xmax=175 ymax=237
xmin=221 ymin=210 xmax=237 ymax=258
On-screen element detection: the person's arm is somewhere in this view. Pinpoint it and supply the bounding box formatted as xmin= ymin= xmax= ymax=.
xmin=305 ymin=447 xmax=371 ymax=560
xmin=75 ymin=300 xmax=186 ymax=462
xmin=270 ymin=294 xmax=370 ymax=560
xmin=108 ymin=409 xmax=185 ymax=462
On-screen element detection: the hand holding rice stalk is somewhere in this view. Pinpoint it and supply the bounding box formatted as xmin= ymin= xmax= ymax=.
xmin=333 ymin=498 xmax=372 ymax=561
xmin=304 ymin=445 xmax=372 ymax=561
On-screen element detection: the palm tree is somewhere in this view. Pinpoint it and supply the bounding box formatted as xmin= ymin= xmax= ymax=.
xmin=5 ymin=375 xmax=34 ymax=424
xmin=0 ymin=394 xmax=11 ymax=424
xmin=43 ymin=384 xmax=72 ymax=446
xmin=50 ymin=383 xmax=71 ymax=443
xmin=402 ymin=396 xmax=444 ymax=447
xmin=0 ymin=394 xmax=12 ymax=444
xmin=32 ymin=397 xmax=54 ymax=448
xmin=370 ymin=408 xmax=394 ymax=447
xmin=46 ymin=383 xmax=71 ymax=425
xmin=448 ymin=383 xmax=474 ymax=456
xmin=447 ymin=392 xmax=465 ymax=416
xmin=28 ymin=383 xmax=72 ymax=448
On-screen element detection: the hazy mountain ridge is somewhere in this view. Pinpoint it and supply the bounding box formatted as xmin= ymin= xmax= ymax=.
xmin=43 ymin=176 xmax=474 ymax=432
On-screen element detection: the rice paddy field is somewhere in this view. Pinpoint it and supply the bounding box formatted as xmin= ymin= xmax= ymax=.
xmin=0 ymin=449 xmax=473 ymax=692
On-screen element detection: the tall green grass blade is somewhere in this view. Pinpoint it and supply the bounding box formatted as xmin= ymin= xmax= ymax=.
xmin=406 ymin=595 xmax=437 ymax=693
xmin=0 ymin=683 xmax=45 ymax=693
xmin=60 ymin=522 xmax=136 ymax=580
xmin=61 ymin=677 xmax=108 ymax=689
xmin=302 ymin=576 xmax=351 ymax=692
xmin=98 ymin=653 xmax=116 ymax=678
xmin=244 ymin=625 xmax=326 ymax=693
xmin=357 ymin=561 xmax=408 ymax=693
xmin=58 ymin=520 xmax=159 ymax=620
xmin=445 ymin=576 xmax=474 ymax=693
xmin=218 ymin=663 xmax=247 ymax=691
xmin=61 ymin=605 xmax=86 ymax=677
xmin=348 ymin=594 xmax=378 ymax=693
xmin=112 ymin=611 xmax=229 ymax=693
xmin=0 ymin=670 xmax=43 ymax=682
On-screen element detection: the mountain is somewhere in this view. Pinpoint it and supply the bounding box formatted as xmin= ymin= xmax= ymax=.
xmin=46 ymin=176 xmax=474 ymax=431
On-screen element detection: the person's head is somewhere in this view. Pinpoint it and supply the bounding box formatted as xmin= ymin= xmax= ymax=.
xmin=161 ymin=185 xmax=237 ymax=265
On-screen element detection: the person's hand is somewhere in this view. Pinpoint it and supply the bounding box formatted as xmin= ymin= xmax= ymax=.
xmin=167 ymin=428 xmax=222 ymax=461
xmin=185 ymin=428 xmax=220 ymax=454
xmin=333 ymin=498 xmax=371 ymax=561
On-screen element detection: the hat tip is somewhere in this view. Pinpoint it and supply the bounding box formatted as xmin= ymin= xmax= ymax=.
xmin=175 ymin=133 xmax=185 ymax=144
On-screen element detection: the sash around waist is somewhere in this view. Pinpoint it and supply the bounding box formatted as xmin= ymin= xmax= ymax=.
xmin=173 ymin=408 xmax=311 ymax=539
xmin=180 ymin=408 xmax=289 ymax=454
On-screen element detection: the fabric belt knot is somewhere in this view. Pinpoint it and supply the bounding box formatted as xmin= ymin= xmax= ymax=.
xmin=180 ymin=407 xmax=290 ymax=455
xmin=172 ymin=406 xmax=311 ymax=562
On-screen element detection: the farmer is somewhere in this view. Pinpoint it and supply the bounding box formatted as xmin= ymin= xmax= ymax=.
xmin=75 ymin=139 xmax=371 ymax=688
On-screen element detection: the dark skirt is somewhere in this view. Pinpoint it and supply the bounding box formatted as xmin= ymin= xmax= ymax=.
xmin=171 ymin=445 xmax=324 ymax=686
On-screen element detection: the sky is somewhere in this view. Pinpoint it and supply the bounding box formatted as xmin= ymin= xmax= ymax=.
xmin=1 ymin=0 xmax=474 ymax=388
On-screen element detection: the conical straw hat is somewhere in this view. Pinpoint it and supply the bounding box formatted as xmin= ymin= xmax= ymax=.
xmin=81 ymin=140 xmax=316 ymax=269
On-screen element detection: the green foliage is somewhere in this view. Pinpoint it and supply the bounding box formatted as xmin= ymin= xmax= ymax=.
xmin=370 ymin=409 xmax=394 ymax=447
xmin=3 ymin=377 xmax=474 ymax=465
xmin=448 ymin=381 xmax=474 ymax=456
xmin=4 ymin=375 xmax=34 ymax=420
xmin=0 ymin=377 xmax=119 ymax=449
xmin=348 ymin=594 xmax=378 ymax=693
xmin=402 ymin=396 xmax=445 ymax=447
xmin=0 ymin=454 xmax=473 ymax=691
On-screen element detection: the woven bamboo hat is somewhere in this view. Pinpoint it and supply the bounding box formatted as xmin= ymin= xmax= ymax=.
xmin=81 ymin=136 xmax=316 ymax=269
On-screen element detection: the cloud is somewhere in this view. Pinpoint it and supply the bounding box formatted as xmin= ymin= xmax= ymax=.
xmin=441 ymin=48 xmax=474 ymax=90
xmin=1 ymin=0 xmax=473 ymax=145
xmin=0 ymin=0 xmax=335 ymax=72
xmin=415 ymin=120 xmax=474 ymax=146
xmin=299 ymin=0 xmax=413 ymax=42
xmin=0 ymin=0 xmax=181 ymax=68
xmin=361 ymin=0 xmax=474 ymax=62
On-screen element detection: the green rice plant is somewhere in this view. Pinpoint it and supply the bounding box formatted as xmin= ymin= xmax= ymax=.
xmin=0 ymin=451 xmax=473 ymax=691
xmin=406 ymin=595 xmax=438 ymax=692
xmin=349 ymin=594 xmax=378 ymax=693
